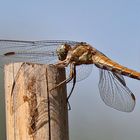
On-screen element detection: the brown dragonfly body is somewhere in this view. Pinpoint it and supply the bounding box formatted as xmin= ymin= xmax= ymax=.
xmin=56 ymin=42 xmax=140 ymax=80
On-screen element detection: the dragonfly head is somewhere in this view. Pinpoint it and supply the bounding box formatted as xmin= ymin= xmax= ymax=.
xmin=56 ymin=44 xmax=71 ymax=61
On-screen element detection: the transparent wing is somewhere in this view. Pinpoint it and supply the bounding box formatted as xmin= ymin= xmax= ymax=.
xmin=98 ymin=69 xmax=135 ymax=112
xmin=112 ymin=72 xmax=126 ymax=86
xmin=0 ymin=40 xmax=79 ymax=65
xmin=66 ymin=64 xmax=93 ymax=82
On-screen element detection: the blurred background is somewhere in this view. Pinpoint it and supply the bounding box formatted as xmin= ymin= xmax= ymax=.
xmin=0 ymin=0 xmax=140 ymax=140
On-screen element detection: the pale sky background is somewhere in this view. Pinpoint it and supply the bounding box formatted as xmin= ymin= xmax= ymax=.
xmin=0 ymin=0 xmax=140 ymax=140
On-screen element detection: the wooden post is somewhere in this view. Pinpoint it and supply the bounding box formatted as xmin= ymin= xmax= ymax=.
xmin=4 ymin=63 xmax=69 ymax=140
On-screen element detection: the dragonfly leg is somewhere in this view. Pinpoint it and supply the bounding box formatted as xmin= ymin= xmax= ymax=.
xmin=66 ymin=64 xmax=76 ymax=110
xmin=49 ymin=63 xmax=76 ymax=110
xmin=53 ymin=60 xmax=69 ymax=68
xmin=49 ymin=63 xmax=74 ymax=91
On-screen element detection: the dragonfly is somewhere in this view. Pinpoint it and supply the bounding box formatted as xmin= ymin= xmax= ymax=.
xmin=0 ymin=39 xmax=139 ymax=112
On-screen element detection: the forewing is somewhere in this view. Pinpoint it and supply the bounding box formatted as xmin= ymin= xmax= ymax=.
xmin=0 ymin=40 xmax=79 ymax=65
xmin=98 ymin=69 xmax=135 ymax=112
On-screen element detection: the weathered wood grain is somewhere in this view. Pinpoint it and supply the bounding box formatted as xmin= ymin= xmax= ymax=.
xmin=4 ymin=63 xmax=69 ymax=140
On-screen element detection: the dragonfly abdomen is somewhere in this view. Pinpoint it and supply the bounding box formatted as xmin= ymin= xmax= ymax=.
xmin=94 ymin=53 xmax=140 ymax=80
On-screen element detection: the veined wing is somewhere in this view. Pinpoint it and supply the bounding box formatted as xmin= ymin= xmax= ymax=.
xmin=98 ymin=69 xmax=135 ymax=112
xmin=66 ymin=64 xmax=93 ymax=82
xmin=0 ymin=40 xmax=79 ymax=64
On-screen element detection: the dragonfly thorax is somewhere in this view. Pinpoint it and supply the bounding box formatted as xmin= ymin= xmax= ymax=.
xmin=56 ymin=44 xmax=71 ymax=61
xmin=67 ymin=43 xmax=94 ymax=65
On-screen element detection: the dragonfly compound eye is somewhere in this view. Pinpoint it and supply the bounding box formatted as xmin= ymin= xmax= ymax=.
xmin=56 ymin=44 xmax=71 ymax=61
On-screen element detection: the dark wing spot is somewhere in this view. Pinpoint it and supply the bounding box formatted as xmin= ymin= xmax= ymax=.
xmin=4 ymin=52 xmax=15 ymax=56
